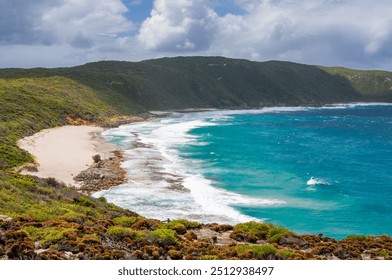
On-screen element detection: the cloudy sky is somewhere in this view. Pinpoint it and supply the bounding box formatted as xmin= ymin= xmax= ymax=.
xmin=1 ymin=0 xmax=392 ymax=70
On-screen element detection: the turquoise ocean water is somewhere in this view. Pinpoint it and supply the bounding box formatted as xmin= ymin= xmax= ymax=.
xmin=95 ymin=104 xmax=392 ymax=239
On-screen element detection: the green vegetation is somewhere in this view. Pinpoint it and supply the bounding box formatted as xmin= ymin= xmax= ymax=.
xmin=0 ymin=76 xmax=121 ymax=170
xmin=345 ymin=235 xmax=368 ymax=241
xmin=160 ymin=219 xmax=200 ymax=234
xmin=113 ymin=216 xmax=137 ymax=227
xmin=277 ymin=249 xmax=296 ymax=259
xmin=107 ymin=226 xmax=144 ymax=240
xmin=233 ymin=221 xmax=271 ymax=239
xmin=235 ymin=244 xmax=277 ymax=258
xmin=1 ymin=56 xmax=392 ymax=260
xmin=320 ymin=66 xmax=392 ymax=97
xmin=23 ymin=226 xmax=76 ymax=246
xmin=201 ymin=255 xmax=219 ymax=260
xmin=267 ymin=226 xmax=297 ymax=243
xmin=1 ymin=57 xmax=391 ymax=115
xmin=232 ymin=222 xmax=296 ymax=243
xmin=377 ymin=250 xmax=389 ymax=258
xmin=0 ymin=174 xmax=135 ymax=221
xmin=149 ymin=228 xmax=178 ymax=247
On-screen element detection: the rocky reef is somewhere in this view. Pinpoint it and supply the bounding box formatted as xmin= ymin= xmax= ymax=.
xmin=73 ymin=150 xmax=127 ymax=195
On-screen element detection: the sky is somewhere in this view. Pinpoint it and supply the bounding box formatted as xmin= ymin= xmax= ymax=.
xmin=1 ymin=0 xmax=392 ymax=70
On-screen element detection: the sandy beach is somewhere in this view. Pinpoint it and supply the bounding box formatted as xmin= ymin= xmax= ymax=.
xmin=17 ymin=125 xmax=115 ymax=187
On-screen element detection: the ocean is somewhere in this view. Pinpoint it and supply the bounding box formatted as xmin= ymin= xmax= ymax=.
xmin=94 ymin=103 xmax=392 ymax=239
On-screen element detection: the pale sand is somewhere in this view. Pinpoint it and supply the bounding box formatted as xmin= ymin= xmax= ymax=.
xmin=17 ymin=125 xmax=115 ymax=186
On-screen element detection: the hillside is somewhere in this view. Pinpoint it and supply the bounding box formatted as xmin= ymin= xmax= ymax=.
xmin=1 ymin=57 xmax=392 ymax=260
xmin=1 ymin=57 xmax=391 ymax=112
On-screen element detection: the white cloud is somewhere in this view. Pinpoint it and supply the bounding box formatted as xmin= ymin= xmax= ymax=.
xmin=40 ymin=0 xmax=133 ymax=48
xmin=137 ymin=0 xmax=218 ymax=51
xmin=1 ymin=0 xmax=392 ymax=70
xmin=206 ymin=0 xmax=392 ymax=69
xmin=136 ymin=0 xmax=392 ymax=69
xmin=0 ymin=0 xmax=139 ymax=67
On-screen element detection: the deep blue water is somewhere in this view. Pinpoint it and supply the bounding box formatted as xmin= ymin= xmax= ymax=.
xmin=97 ymin=104 xmax=392 ymax=239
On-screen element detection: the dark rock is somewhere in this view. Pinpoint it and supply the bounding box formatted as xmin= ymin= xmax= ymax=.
xmin=92 ymin=154 xmax=101 ymax=163
xmin=279 ymin=235 xmax=309 ymax=248
xmin=229 ymin=230 xmax=258 ymax=243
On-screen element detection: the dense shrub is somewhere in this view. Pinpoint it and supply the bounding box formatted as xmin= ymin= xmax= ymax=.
xmin=113 ymin=216 xmax=137 ymax=227
xmin=149 ymin=229 xmax=178 ymax=248
xmin=235 ymin=244 xmax=277 ymax=259
xmin=267 ymin=226 xmax=296 ymax=243
xmin=345 ymin=235 xmax=367 ymax=241
xmin=107 ymin=226 xmax=144 ymax=240
xmin=233 ymin=221 xmax=271 ymax=240
xmin=161 ymin=219 xmax=200 ymax=234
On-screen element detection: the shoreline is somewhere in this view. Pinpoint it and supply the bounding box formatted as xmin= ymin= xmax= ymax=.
xmin=17 ymin=125 xmax=119 ymax=188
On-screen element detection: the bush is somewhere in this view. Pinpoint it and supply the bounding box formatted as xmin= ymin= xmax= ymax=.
xmin=131 ymin=218 xmax=159 ymax=230
xmin=378 ymin=250 xmax=389 ymax=258
xmin=149 ymin=229 xmax=178 ymax=247
xmin=168 ymin=249 xmax=183 ymax=260
xmin=74 ymin=197 xmax=96 ymax=208
xmin=345 ymin=235 xmax=367 ymax=241
xmin=161 ymin=222 xmax=187 ymax=234
xmin=229 ymin=230 xmax=258 ymax=243
xmin=233 ymin=221 xmax=271 ymax=240
xmin=161 ymin=219 xmax=200 ymax=234
xmin=23 ymin=226 xmax=76 ymax=246
xmin=236 ymin=244 xmax=277 ymax=259
xmin=267 ymin=226 xmax=296 ymax=243
xmin=107 ymin=226 xmax=143 ymax=240
xmin=113 ymin=216 xmax=137 ymax=227
xmin=277 ymin=249 xmax=295 ymax=259
xmin=172 ymin=219 xmax=200 ymax=229
xmin=201 ymin=255 xmax=219 ymax=260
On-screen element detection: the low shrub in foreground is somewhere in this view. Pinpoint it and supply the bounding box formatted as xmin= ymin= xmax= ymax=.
xmin=235 ymin=244 xmax=277 ymax=259
xmin=233 ymin=221 xmax=271 ymax=240
xmin=149 ymin=228 xmax=178 ymax=248
xmin=107 ymin=226 xmax=144 ymax=240
xmin=267 ymin=226 xmax=296 ymax=243
xmin=345 ymin=235 xmax=368 ymax=241
xmin=113 ymin=216 xmax=137 ymax=227
xmin=160 ymin=219 xmax=200 ymax=234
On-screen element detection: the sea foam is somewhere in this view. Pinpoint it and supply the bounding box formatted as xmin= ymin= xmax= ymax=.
xmin=95 ymin=112 xmax=283 ymax=224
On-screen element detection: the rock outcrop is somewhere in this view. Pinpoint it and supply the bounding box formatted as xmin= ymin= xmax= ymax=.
xmin=73 ymin=150 xmax=127 ymax=194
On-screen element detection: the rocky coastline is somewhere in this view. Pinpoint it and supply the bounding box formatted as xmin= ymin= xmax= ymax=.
xmin=73 ymin=150 xmax=128 ymax=195
xmin=4 ymin=119 xmax=391 ymax=261
xmin=1 ymin=213 xmax=391 ymax=260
